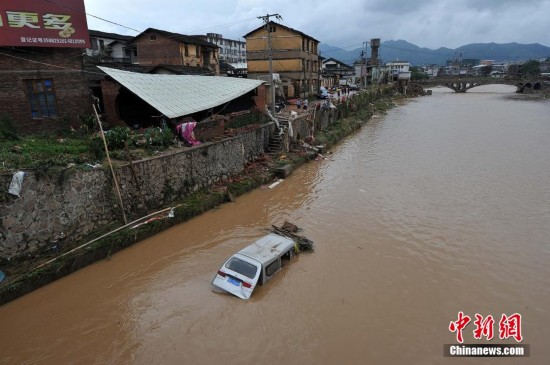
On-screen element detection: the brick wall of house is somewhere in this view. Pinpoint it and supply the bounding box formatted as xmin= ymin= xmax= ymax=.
xmin=100 ymin=78 xmax=126 ymax=127
xmin=0 ymin=47 xmax=92 ymax=134
xmin=245 ymin=24 xmax=319 ymax=98
xmin=132 ymin=31 xmax=219 ymax=74
xmin=253 ymin=84 xmax=267 ymax=110
xmin=134 ymin=33 xmax=182 ymax=66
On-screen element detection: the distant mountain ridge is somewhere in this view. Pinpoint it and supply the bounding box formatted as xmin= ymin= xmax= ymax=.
xmin=319 ymin=40 xmax=550 ymax=66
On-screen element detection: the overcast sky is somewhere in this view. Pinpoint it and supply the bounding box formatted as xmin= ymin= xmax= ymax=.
xmin=84 ymin=0 xmax=550 ymax=50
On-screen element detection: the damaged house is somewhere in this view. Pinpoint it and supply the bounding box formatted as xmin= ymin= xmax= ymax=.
xmin=88 ymin=28 xmax=268 ymax=134
xmin=99 ymin=67 xmax=265 ymax=136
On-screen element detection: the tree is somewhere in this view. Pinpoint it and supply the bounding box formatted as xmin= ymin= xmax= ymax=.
xmin=480 ymin=65 xmax=493 ymax=77
xmin=411 ymin=67 xmax=429 ymax=80
xmin=520 ymin=60 xmax=541 ymax=77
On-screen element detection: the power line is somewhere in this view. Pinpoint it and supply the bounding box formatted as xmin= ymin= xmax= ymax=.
xmin=44 ymin=0 xmax=141 ymax=33
xmin=321 ymin=43 xmax=364 ymax=54
xmin=0 ymin=51 xmax=106 ymax=76
xmin=44 ymin=0 xmax=257 ymax=40
xmin=190 ymin=17 xmax=258 ymax=35
xmin=257 ymin=13 xmax=282 ymax=114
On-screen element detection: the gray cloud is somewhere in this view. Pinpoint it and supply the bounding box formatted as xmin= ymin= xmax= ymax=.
xmin=84 ymin=0 xmax=550 ymax=49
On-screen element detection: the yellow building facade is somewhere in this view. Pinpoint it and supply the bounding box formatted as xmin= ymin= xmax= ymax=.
xmin=244 ymin=22 xmax=319 ymax=99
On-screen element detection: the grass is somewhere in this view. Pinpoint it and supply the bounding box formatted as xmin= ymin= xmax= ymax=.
xmin=0 ymin=111 xmax=268 ymax=173
xmin=225 ymin=110 xmax=263 ymax=129
xmin=0 ymin=132 xmax=103 ymax=173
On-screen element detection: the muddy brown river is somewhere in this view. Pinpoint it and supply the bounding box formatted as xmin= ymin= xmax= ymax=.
xmin=1 ymin=86 xmax=549 ymax=364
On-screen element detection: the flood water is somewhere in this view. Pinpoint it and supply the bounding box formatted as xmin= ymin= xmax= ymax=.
xmin=1 ymin=85 xmax=549 ymax=364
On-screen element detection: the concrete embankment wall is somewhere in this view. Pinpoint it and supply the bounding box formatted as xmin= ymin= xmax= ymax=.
xmin=0 ymin=86 xmax=392 ymax=260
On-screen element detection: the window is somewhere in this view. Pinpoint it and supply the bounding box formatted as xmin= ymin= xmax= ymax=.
xmin=281 ymin=250 xmax=291 ymax=267
xmin=196 ymin=46 xmax=200 ymax=57
xmin=226 ymin=257 xmax=258 ymax=279
xmin=265 ymin=260 xmax=280 ymax=276
xmin=184 ymin=44 xmax=189 ymax=57
xmin=98 ymin=39 xmax=105 ymax=51
xmin=269 ymin=26 xmax=276 ymax=33
xmin=150 ymin=34 xmax=156 ymax=41
xmin=91 ymin=38 xmax=98 ymax=50
xmin=25 ymin=79 xmax=58 ymax=118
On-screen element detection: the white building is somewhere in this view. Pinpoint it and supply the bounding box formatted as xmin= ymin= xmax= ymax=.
xmin=203 ymin=33 xmax=247 ymax=64
xmin=422 ymin=65 xmax=440 ymax=77
xmin=87 ymin=30 xmax=134 ymax=62
xmin=386 ymin=60 xmax=411 ymax=81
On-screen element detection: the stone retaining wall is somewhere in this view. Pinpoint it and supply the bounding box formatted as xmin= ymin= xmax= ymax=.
xmin=1 ymin=87 xmax=393 ymax=259
xmin=0 ymin=123 xmax=275 ymax=259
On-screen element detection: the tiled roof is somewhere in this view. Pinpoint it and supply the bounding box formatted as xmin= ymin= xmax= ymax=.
xmin=89 ymin=30 xmax=134 ymax=42
xmin=129 ymin=28 xmax=218 ymax=49
xmin=243 ymin=21 xmax=319 ymax=43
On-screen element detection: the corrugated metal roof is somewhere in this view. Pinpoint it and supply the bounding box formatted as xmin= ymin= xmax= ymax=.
xmin=98 ymin=66 xmax=262 ymax=119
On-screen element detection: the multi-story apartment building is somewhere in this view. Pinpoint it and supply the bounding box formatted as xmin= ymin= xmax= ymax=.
xmin=244 ymin=22 xmax=320 ymax=99
xmin=200 ymin=33 xmax=246 ymax=64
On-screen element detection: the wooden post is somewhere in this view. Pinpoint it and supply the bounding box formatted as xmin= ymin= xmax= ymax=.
xmin=93 ymin=104 xmax=128 ymax=224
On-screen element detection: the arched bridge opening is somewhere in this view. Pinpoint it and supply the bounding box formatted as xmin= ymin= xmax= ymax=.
xmin=413 ymin=77 xmax=537 ymax=93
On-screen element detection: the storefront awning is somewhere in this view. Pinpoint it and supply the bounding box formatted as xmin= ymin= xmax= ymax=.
xmin=98 ymin=66 xmax=262 ymax=119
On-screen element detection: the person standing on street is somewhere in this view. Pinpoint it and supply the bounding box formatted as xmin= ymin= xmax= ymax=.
xmin=296 ymin=98 xmax=301 ymax=111
xmin=303 ymin=98 xmax=309 ymax=111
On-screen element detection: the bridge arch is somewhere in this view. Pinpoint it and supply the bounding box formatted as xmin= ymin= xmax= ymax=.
xmin=417 ymin=78 xmax=546 ymax=94
xmin=466 ymin=83 xmax=517 ymax=92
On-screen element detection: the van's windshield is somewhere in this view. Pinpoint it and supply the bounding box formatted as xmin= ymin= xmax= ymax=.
xmin=225 ymin=257 xmax=258 ymax=279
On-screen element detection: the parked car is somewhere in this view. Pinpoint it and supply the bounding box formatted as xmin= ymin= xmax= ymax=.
xmin=349 ymin=84 xmax=359 ymax=91
xmin=318 ymin=86 xmax=329 ymax=99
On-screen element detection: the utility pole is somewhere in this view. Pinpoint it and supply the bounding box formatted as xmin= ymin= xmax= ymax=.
xmin=257 ymin=13 xmax=282 ymax=114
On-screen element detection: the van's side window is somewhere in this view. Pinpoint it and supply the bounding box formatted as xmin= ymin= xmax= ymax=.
xmin=265 ymin=260 xmax=280 ymax=276
xmin=281 ymin=250 xmax=291 ymax=267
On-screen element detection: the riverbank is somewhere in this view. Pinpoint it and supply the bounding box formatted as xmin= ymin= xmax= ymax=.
xmin=0 ymin=87 xmax=403 ymax=305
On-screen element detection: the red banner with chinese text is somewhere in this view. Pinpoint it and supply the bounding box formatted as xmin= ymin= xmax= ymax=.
xmin=0 ymin=0 xmax=90 ymax=48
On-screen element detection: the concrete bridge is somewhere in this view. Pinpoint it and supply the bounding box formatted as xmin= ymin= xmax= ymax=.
xmin=414 ymin=77 xmax=546 ymax=93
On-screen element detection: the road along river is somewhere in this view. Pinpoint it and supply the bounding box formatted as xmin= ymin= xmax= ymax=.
xmin=1 ymin=85 xmax=549 ymax=364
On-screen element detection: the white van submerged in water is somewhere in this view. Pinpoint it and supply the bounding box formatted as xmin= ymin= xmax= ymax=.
xmin=212 ymin=224 xmax=313 ymax=299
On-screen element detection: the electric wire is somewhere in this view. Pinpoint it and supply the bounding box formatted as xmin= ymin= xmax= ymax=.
xmin=43 ymin=0 xmax=258 ymax=41
xmin=44 ymin=0 xmax=141 ymax=33
xmin=0 ymin=51 xmax=108 ymax=76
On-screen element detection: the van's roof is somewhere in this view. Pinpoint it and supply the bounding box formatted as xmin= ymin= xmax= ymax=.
xmin=238 ymin=233 xmax=295 ymax=265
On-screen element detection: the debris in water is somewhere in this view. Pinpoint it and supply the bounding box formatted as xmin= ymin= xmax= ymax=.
xmin=268 ymin=179 xmax=283 ymax=189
